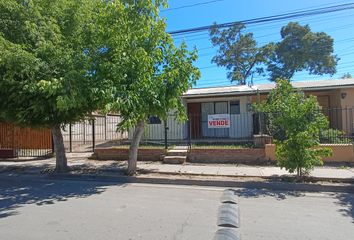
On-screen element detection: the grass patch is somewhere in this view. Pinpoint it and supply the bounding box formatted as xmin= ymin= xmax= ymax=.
xmin=191 ymin=143 xmax=254 ymax=149
xmin=112 ymin=143 xmax=167 ymax=149
xmin=99 ymin=140 xmax=254 ymax=149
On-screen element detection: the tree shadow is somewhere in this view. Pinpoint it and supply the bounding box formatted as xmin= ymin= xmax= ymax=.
xmin=228 ymin=188 xmax=305 ymax=201
xmin=333 ymin=192 xmax=354 ymax=223
xmin=0 ymin=174 xmax=124 ymax=219
xmin=68 ymin=161 xmax=127 ymax=174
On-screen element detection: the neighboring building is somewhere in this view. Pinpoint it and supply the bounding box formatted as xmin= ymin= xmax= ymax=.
xmin=139 ymin=78 xmax=354 ymax=142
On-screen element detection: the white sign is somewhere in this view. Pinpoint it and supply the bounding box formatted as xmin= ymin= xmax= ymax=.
xmin=207 ymin=114 xmax=230 ymax=128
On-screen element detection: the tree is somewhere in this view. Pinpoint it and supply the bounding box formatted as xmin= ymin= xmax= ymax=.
xmin=255 ymin=79 xmax=332 ymax=177
xmin=209 ymin=23 xmax=271 ymax=85
xmin=210 ymin=22 xmax=339 ymax=84
xmin=0 ymin=0 xmax=108 ymax=171
xmin=98 ymin=0 xmax=200 ymax=175
xmin=341 ymin=73 xmax=352 ymax=79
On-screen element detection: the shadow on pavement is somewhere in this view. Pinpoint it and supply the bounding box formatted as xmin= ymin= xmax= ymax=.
xmin=334 ymin=193 xmax=354 ymax=223
xmin=232 ymin=188 xmax=354 ymax=222
xmin=0 ymin=174 xmax=124 ymax=219
xmin=230 ymin=188 xmax=305 ymax=200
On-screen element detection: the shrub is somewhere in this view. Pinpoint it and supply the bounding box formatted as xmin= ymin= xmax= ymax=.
xmin=320 ymin=129 xmax=351 ymax=144
xmin=255 ymin=79 xmax=332 ymax=177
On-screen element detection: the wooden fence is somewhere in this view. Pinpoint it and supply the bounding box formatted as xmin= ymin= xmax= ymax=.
xmin=0 ymin=122 xmax=53 ymax=158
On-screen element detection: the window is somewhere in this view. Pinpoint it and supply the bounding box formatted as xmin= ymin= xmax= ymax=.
xmin=148 ymin=116 xmax=161 ymax=124
xmin=230 ymin=101 xmax=240 ymax=114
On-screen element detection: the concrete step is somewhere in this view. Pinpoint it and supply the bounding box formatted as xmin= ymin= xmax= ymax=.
xmin=163 ymin=156 xmax=187 ymax=164
xmin=166 ymin=149 xmax=188 ymax=156
xmin=173 ymin=146 xmax=189 ymax=150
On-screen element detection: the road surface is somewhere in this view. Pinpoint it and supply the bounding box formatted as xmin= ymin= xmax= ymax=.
xmin=0 ymin=174 xmax=353 ymax=240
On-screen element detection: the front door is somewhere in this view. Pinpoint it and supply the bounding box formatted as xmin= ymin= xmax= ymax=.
xmin=187 ymin=103 xmax=201 ymax=139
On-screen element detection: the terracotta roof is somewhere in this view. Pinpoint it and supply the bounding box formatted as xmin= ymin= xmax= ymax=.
xmin=183 ymin=78 xmax=354 ymax=98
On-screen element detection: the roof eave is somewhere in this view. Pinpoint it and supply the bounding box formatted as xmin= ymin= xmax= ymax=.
xmin=183 ymin=84 xmax=354 ymax=99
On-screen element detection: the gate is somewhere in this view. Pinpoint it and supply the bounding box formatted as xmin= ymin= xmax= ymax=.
xmin=62 ymin=115 xmax=129 ymax=152
xmin=0 ymin=122 xmax=53 ymax=158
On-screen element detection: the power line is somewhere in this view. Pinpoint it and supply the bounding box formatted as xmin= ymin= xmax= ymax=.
xmin=173 ymin=15 xmax=354 ymax=44
xmin=168 ymin=3 xmax=354 ymax=36
xmin=161 ymin=0 xmax=224 ymax=12
xmin=173 ymin=11 xmax=354 ymax=41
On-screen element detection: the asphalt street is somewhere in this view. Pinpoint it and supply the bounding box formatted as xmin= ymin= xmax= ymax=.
xmin=0 ymin=174 xmax=353 ymax=240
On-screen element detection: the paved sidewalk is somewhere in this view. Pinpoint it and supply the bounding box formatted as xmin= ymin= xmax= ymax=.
xmin=141 ymin=162 xmax=354 ymax=180
xmin=1 ymin=153 xmax=354 ymax=181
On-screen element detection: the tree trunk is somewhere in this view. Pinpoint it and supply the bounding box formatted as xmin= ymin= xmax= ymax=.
xmin=296 ymin=166 xmax=303 ymax=179
xmin=127 ymin=120 xmax=145 ymax=175
xmin=52 ymin=124 xmax=68 ymax=172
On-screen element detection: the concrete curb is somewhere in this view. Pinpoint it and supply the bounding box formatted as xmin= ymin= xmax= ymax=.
xmin=152 ymin=170 xmax=354 ymax=184
xmin=1 ymin=170 xmax=353 ymax=193
xmin=40 ymin=172 xmax=354 ymax=193
xmin=0 ymin=165 xmax=353 ymax=185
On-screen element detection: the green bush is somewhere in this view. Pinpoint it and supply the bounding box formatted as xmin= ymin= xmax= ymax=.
xmin=255 ymin=79 xmax=332 ymax=177
xmin=320 ymin=129 xmax=352 ymax=144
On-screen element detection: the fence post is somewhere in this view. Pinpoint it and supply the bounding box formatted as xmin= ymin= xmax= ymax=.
xmin=51 ymin=131 xmax=55 ymax=155
xmin=92 ymin=118 xmax=95 ymax=152
xmin=164 ymin=120 xmax=168 ymax=150
xmin=188 ymin=118 xmax=192 ymax=150
xmin=69 ymin=123 xmax=72 ymax=153
xmin=258 ymin=112 xmax=263 ymax=135
xmin=104 ymin=115 xmax=107 ymax=140
xmin=83 ymin=120 xmax=86 ymax=144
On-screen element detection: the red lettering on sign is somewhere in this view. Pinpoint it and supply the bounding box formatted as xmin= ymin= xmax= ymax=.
xmin=208 ymin=117 xmax=230 ymax=127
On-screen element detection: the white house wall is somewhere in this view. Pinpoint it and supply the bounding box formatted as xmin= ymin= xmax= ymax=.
xmin=190 ymin=95 xmax=254 ymax=139
xmin=128 ymin=115 xmax=187 ymax=141
xmin=128 ymin=95 xmax=254 ymax=141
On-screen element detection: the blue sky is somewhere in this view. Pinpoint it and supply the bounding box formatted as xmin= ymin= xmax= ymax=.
xmin=160 ymin=0 xmax=354 ymax=88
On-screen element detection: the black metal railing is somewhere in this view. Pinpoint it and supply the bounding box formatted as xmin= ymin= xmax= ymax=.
xmin=261 ymin=107 xmax=354 ymax=144
xmin=62 ymin=108 xmax=354 ymax=152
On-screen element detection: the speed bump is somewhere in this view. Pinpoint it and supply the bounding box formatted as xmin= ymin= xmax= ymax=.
xmin=220 ymin=189 xmax=238 ymax=204
xmin=213 ymin=228 xmax=240 ymax=240
xmin=217 ymin=203 xmax=240 ymax=228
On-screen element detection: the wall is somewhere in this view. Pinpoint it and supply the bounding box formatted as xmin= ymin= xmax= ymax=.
xmin=94 ymin=147 xmax=268 ymax=164
xmin=265 ymin=144 xmax=354 ymax=163
xmin=128 ymin=117 xmax=187 ymax=141
xmin=187 ymin=95 xmax=254 ymax=139
xmin=251 ymin=89 xmax=345 ymax=131
xmin=94 ymin=148 xmax=166 ymax=161
xmin=188 ymin=148 xmax=267 ymax=164
xmin=340 ymin=87 xmax=354 ymax=134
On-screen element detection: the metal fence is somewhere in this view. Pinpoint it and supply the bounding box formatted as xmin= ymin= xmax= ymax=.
xmin=62 ymin=112 xmax=259 ymax=152
xmin=260 ymin=107 xmax=354 ymax=144
xmin=61 ymin=115 xmax=128 ymax=152
xmin=61 ymin=108 xmax=354 ymax=152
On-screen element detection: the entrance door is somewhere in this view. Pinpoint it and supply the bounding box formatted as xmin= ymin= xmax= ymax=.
xmin=187 ymin=103 xmax=201 ymax=139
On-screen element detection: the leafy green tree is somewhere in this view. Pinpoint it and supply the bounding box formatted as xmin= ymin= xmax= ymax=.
xmin=210 ymin=23 xmax=272 ymax=85
xmin=98 ymin=0 xmax=200 ymax=175
xmin=256 ymin=79 xmax=332 ymax=177
xmin=210 ymin=22 xmax=338 ymax=84
xmin=0 ymin=0 xmax=108 ymax=171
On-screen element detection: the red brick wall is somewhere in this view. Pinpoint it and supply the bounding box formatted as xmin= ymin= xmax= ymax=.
xmin=94 ymin=148 xmax=166 ymax=161
xmin=95 ymin=147 xmax=268 ymax=164
xmin=188 ymin=148 xmax=267 ymax=164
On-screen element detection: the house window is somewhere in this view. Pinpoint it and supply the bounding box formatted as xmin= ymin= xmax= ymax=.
xmin=148 ymin=116 xmax=161 ymax=124
xmin=230 ymin=101 xmax=240 ymax=114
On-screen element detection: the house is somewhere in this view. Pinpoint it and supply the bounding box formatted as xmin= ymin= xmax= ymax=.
xmin=138 ymin=78 xmax=354 ymax=143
